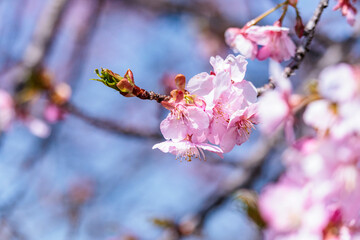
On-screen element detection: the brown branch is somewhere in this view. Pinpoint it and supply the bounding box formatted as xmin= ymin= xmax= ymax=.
xmin=168 ymin=130 xmax=282 ymax=238
xmin=283 ymin=0 xmax=329 ymax=78
xmin=63 ymin=102 xmax=162 ymax=139
xmin=131 ymin=85 xmax=171 ymax=103
xmin=257 ymin=0 xmax=329 ymax=96
xmin=13 ymin=0 xmax=70 ymax=83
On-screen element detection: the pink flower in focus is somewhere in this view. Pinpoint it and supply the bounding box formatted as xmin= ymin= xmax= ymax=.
xmin=225 ymin=27 xmax=258 ymax=59
xmin=220 ymin=104 xmax=258 ymax=153
xmin=152 ymin=138 xmax=223 ymax=161
xmin=210 ymin=54 xmax=248 ymax=83
xmin=0 ymin=89 xmax=15 ymax=131
xmin=249 ymin=25 xmax=296 ymax=62
xmin=160 ymin=104 xmax=210 ymax=143
xmin=187 ymin=55 xmax=258 ymax=151
xmin=155 ymin=54 xmax=258 ymax=158
xmin=334 ymin=0 xmax=357 ymax=26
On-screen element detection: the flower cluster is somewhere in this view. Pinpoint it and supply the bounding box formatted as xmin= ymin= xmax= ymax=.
xmin=0 ymin=81 xmax=71 ymax=137
xmin=225 ymin=25 xmax=296 ymax=62
xmin=153 ymin=55 xmax=258 ymax=161
xmin=258 ymin=63 xmax=360 ymax=239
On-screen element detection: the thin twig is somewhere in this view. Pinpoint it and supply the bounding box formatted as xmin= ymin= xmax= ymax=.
xmin=64 ymin=102 xmax=162 ymax=139
xmin=283 ymin=0 xmax=329 ymax=78
xmin=14 ymin=0 xmax=70 ymax=83
xmin=186 ymin=130 xmax=282 ymax=236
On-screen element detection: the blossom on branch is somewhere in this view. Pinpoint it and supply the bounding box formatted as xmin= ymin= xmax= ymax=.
xmin=225 ymin=25 xmax=296 ymax=62
xmin=153 ymin=54 xmax=258 ymax=159
xmin=259 ymin=63 xmax=360 ymax=239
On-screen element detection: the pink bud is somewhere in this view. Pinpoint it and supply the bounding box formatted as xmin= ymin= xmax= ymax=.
xmin=174 ymin=74 xmax=186 ymax=91
xmin=295 ymin=16 xmax=305 ymax=38
xmin=289 ymin=0 xmax=298 ymax=7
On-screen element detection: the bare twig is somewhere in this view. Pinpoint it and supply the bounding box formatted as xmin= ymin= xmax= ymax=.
xmin=64 ymin=102 xmax=162 ymax=139
xmin=183 ymin=130 xmax=282 ymax=237
xmin=13 ymin=0 xmax=70 ymax=83
xmin=283 ymin=0 xmax=329 ymax=78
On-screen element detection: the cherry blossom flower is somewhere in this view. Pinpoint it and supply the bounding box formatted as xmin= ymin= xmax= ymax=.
xmin=152 ymin=138 xmax=223 ymax=162
xmin=0 ymin=89 xmax=15 ymax=131
xmin=187 ymin=55 xmax=258 ymax=152
xmin=44 ymin=104 xmax=66 ymax=123
xmin=210 ymin=54 xmax=248 ymax=83
xmin=220 ymin=104 xmax=258 ymax=153
xmin=259 ymin=180 xmax=329 ymax=238
xmin=258 ymin=61 xmax=297 ymax=142
xmin=304 ymin=63 xmax=360 ymax=139
xmin=225 ymin=27 xmax=258 ymax=59
xmin=160 ymin=104 xmax=210 ymax=143
xmin=318 ymin=64 xmax=357 ymax=103
xmin=259 ymin=136 xmax=360 ymax=239
xmin=249 ymin=25 xmax=296 ymax=62
xmin=334 ymin=0 xmax=357 ymax=26
xmin=154 ymin=54 xmax=258 ymax=158
xmin=225 ymin=25 xmax=296 ymax=62
xmin=24 ymin=117 xmax=51 ymax=138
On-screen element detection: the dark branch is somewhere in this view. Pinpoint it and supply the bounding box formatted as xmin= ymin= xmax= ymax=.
xmin=283 ymin=0 xmax=329 ymax=78
xmin=14 ymin=0 xmax=70 ymax=83
xmin=63 ymin=102 xmax=162 ymax=139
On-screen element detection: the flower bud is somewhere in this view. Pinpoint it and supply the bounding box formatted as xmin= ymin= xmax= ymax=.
xmin=116 ymin=78 xmax=136 ymax=97
xmin=124 ymin=69 xmax=135 ymax=85
xmin=174 ymin=74 xmax=186 ymax=91
xmin=295 ymin=16 xmax=304 ymax=38
xmin=289 ymin=0 xmax=297 ymax=7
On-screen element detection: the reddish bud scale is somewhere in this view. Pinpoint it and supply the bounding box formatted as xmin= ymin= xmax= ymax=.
xmin=295 ymin=16 xmax=305 ymax=38
xmin=175 ymin=74 xmax=186 ymax=91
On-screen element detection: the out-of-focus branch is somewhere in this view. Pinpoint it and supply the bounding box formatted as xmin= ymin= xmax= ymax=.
xmin=119 ymin=0 xmax=236 ymax=38
xmin=178 ymin=130 xmax=282 ymax=238
xmin=13 ymin=0 xmax=70 ymax=84
xmin=63 ymin=102 xmax=162 ymax=139
xmin=257 ymin=0 xmax=329 ymax=96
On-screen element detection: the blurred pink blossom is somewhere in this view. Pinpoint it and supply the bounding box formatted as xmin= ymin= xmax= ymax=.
xmin=334 ymin=0 xmax=357 ymax=26
xmin=0 ymin=89 xmax=15 ymax=131
xmin=258 ymin=61 xmax=297 ymax=142
xmin=225 ymin=27 xmax=258 ymax=59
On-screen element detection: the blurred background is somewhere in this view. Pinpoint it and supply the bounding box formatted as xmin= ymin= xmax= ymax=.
xmin=0 ymin=0 xmax=359 ymax=239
